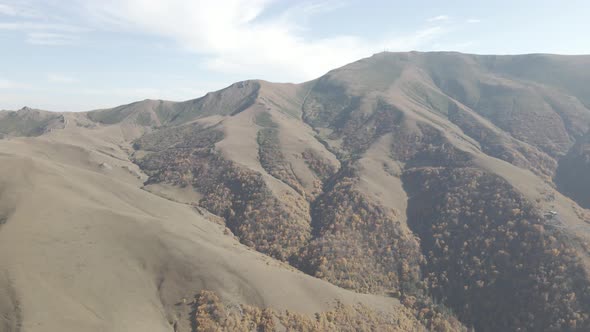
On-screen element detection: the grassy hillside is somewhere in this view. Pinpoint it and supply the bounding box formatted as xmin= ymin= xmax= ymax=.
xmin=2 ymin=51 xmax=590 ymax=331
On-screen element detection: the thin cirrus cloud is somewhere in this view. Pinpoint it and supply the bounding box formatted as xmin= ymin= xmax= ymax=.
xmin=0 ymin=1 xmax=83 ymax=45
xmin=0 ymin=21 xmax=82 ymax=45
xmin=0 ymin=0 xmax=458 ymax=82
xmin=82 ymin=0 xmax=452 ymax=82
xmin=0 ymin=0 xmax=471 ymax=110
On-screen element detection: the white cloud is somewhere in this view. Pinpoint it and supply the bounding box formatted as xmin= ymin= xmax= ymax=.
xmin=0 ymin=1 xmax=455 ymax=81
xmin=467 ymin=18 xmax=481 ymax=24
xmin=47 ymin=73 xmax=78 ymax=83
xmin=78 ymin=0 xmax=450 ymax=82
xmin=427 ymin=15 xmax=450 ymax=22
xmin=0 ymin=0 xmax=461 ymax=112
xmin=0 ymin=2 xmax=84 ymax=46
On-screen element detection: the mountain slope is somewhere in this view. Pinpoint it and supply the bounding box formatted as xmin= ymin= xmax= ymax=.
xmin=2 ymin=51 xmax=590 ymax=331
xmin=0 ymin=116 xmax=422 ymax=332
xmin=556 ymin=130 xmax=590 ymax=209
xmin=301 ymin=52 xmax=590 ymax=331
xmin=129 ymin=52 xmax=590 ymax=331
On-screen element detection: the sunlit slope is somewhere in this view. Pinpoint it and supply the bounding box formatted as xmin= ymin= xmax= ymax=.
xmin=2 ymin=51 xmax=590 ymax=332
xmin=0 ymin=123 xmax=415 ymax=332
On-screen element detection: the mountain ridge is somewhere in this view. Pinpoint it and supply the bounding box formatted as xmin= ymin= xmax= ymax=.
xmin=2 ymin=51 xmax=590 ymax=331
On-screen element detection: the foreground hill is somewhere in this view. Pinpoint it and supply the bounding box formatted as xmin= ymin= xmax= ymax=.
xmin=0 ymin=113 xmax=426 ymax=332
xmin=2 ymin=52 xmax=590 ymax=331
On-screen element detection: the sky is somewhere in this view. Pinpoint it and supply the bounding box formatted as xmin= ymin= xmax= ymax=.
xmin=1 ymin=0 xmax=589 ymax=112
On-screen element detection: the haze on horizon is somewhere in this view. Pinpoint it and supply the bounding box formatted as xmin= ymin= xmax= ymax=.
xmin=1 ymin=0 xmax=589 ymax=112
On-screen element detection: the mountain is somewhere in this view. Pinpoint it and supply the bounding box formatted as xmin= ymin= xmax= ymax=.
xmin=0 ymin=107 xmax=65 ymax=138
xmin=1 ymin=51 xmax=590 ymax=331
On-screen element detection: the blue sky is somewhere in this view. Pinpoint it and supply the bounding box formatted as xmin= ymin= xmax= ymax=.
xmin=1 ymin=0 xmax=589 ymax=111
